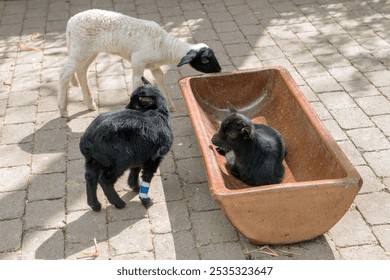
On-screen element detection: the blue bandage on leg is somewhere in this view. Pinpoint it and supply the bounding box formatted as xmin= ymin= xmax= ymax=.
xmin=139 ymin=181 xmax=150 ymax=199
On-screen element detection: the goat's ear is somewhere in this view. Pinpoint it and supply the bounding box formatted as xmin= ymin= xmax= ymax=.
xmin=141 ymin=76 xmax=151 ymax=85
xmin=227 ymin=101 xmax=238 ymax=113
xmin=241 ymin=126 xmax=253 ymax=140
xmin=139 ymin=96 xmax=156 ymax=108
xmin=177 ymin=50 xmax=197 ymax=67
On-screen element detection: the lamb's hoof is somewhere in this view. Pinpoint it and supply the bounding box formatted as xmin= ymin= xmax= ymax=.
xmin=91 ymin=203 xmax=102 ymax=212
xmin=169 ymin=106 xmax=176 ymax=113
xmin=140 ymin=197 xmax=153 ymax=208
xmin=59 ymin=108 xmax=68 ymax=118
xmin=114 ymin=200 xmax=126 ymax=209
xmin=87 ymin=102 xmax=97 ymax=111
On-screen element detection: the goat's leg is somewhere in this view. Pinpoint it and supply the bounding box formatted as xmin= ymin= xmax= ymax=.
xmin=58 ymin=59 xmax=78 ymax=117
xmin=98 ymin=171 xmax=126 ymax=209
xmin=76 ymin=54 xmax=98 ymax=111
xmin=85 ymin=162 xmax=101 ymax=211
xmin=138 ymin=158 xmax=162 ymax=208
xmin=151 ymin=67 xmax=176 ymax=112
xmin=128 ymin=167 xmax=141 ymax=192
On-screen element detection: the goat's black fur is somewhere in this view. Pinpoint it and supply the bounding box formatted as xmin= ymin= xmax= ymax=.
xmin=211 ymin=103 xmax=286 ymax=186
xmin=177 ymin=47 xmax=221 ymax=73
xmin=79 ymin=78 xmax=173 ymax=210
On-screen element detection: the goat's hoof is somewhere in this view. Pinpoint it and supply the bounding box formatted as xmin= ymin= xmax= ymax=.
xmin=169 ymin=106 xmax=176 ymax=113
xmin=129 ymin=184 xmax=140 ymax=193
xmin=216 ymin=146 xmax=227 ymax=156
xmin=114 ymin=200 xmax=126 ymax=209
xmin=91 ymin=203 xmax=102 ymax=212
xmin=140 ymin=197 xmax=153 ymax=208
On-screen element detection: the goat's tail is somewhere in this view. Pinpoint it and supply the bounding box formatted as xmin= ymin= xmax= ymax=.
xmin=66 ymin=28 xmax=79 ymax=87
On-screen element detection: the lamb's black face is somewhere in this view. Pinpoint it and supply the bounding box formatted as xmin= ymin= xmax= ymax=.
xmin=211 ymin=113 xmax=254 ymax=150
xmin=190 ymin=47 xmax=221 ymax=73
xmin=177 ymin=47 xmax=221 ymax=73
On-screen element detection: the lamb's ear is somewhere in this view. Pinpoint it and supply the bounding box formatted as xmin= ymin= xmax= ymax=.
xmin=241 ymin=126 xmax=254 ymax=140
xmin=227 ymin=101 xmax=238 ymax=113
xmin=177 ymin=50 xmax=197 ymax=67
xmin=141 ymin=76 xmax=151 ymax=85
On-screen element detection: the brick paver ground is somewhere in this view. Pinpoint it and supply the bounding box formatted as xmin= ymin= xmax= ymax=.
xmin=0 ymin=0 xmax=389 ymax=260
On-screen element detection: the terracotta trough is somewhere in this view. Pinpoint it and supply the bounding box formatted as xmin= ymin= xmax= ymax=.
xmin=178 ymin=67 xmax=362 ymax=245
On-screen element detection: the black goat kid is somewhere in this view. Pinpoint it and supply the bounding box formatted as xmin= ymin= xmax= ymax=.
xmin=79 ymin=77 xmax=173 ymax=211
xmin=211 ymin=103 xmax=286 ymax=186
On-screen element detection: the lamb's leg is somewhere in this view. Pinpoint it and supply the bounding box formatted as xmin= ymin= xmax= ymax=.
xmin=76 ymin=54 xmax=98 ymax=111
xmin=58 ymin=60 xmax=77 ymax=118
xmin=151 ymin=67 xmax=176 ymax=112
xmin=138 ymin=158 xmax=162 ymax=208
xmin=98 ymin=171 xmax=126 ymax=209
xmin=85 ymin=162 xmax=101 ymax=212
xmin=128 ymin=167 xmax=141 ymax=192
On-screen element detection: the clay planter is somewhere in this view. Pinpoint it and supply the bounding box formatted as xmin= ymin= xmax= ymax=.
xmin=178 ymin=67 xmax=362 ymax=245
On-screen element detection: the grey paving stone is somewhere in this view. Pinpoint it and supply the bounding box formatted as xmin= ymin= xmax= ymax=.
xmin=372 ymin=225 xmax=390 ymax=253
xmin=152 ymin=173 xmax=183 ymax=203
xmin=176 ymin=157 xmax=207 ymax=184
xmin=330 ymin=107 xmax=373 ymax=129
xmin=8 ymin=90 xmax=39 ymax=107
xmin=65 ymin=240 xmax=110 ymax=260
xmin=0 ymin=123 xmax=34 ymax=144
xmin=365 ymin=70 xmax=390 ymax=87
xmin=25 ymin=199 xmax=65 ymax=230
xmin=172 ymin=135 xmax=202 ymax=160
xmin=0 ymin=166 xmax=30 ymax=192
xmin=31 ymin=153 xmax=66 ymax=174
xmin=28 ymin=173 xmax=65 ymax=201
xmin=0 ymin=144 xmax=32 ymax=168
xmin=339 ymin=244 xmax=388 ymax=260
xmin=111 ymin=250 xmax=154 ymax=260
xmin=364 ymin=150 xmax=390 ymax=177
xmin=171 ymin=230 xmax=199 ymax=260
xmin=318 ymin=91 xmax=357 ymax=110
xmin=109 ymin=219 xmax=153 ymax=255
xmin=321 ymin=119 xmax=348 ymax=141
xmin=355 ymin=192 xmax=390 ymax=225
xmin=0 ymin=219 xmax=22 ymax=252
xmin=33 ymin=128 xmax=67 ymax=153
xmin=337 ymin=140 xmax=366 ymax=166
xmin=328 ymin=207 xmax=377 ymax=247
xmin=22 ymin=229 xmax=64 ymax=260
xmin=66 ymin=210 xmax=107 ymax=244
xmin=355 ymin=165 xmax=386 ymax=194
xmin=199 ymin=242 xmax=246 ymax=260
xmin=306 ymin=75 xmax=343 ymax=93
xmin=372 ymin=114 xmax=390 ymax=137
xmin=346 ymin=127 xmax=390 ymax=152
xmin=4 ymin=106 xmax=36 ymax=124
xmin=191 ymin=210 xmax=238 ymax=246
xmin=0 ymin=191 xmax=26 ymax=220
xmin=341 ymin=79 xmax=382 ymax=98
xmin=183 ymin=182 xmax=219 ymax=212
xmin=355 ymin=95 xmax=390 ymax=116
xmin=153 ymin=233 xmax=176 ymax=260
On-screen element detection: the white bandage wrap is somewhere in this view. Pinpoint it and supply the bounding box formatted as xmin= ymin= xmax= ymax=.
xmin=139 ymin=181 xmax=150 ymax=199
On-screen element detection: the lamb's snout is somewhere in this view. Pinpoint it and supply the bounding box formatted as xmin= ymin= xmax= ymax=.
xmin=211 ymin=134 xmax=222 ymax=146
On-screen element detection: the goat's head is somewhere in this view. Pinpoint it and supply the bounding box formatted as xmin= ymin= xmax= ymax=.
xmin=211 ymin=102 xmax=254 ymax=150
xmin=126 ymin=77 xmax=168 ymax=114
xmin=177 ymin=44 xmax=221 ymax=73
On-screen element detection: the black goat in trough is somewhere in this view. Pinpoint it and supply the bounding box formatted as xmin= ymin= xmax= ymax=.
xmin=79 ymin=77 xmax=173 ymax=210
xmin=211 ymin=103 xmax=286 ymax=186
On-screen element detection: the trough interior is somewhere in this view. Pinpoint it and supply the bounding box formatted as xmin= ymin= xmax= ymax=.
xmin=188 ymin=69 xmax=348 ymax=190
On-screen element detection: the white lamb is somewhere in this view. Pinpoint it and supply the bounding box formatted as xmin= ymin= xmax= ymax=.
xmin=58 ymin=9 xmax=221 ymax=117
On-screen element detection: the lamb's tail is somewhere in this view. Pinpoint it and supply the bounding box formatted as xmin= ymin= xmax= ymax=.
xmin=66 ymin=29 xmax=79 ymax=87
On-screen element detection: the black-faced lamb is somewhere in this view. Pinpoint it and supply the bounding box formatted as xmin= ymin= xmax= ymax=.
xmin=58 ymin=9 xmax=222 ymax=117
xmin=211 ymin=103 xmax=286 ymax=186
xmin=79 ymin=77 xmax=173 ymax=210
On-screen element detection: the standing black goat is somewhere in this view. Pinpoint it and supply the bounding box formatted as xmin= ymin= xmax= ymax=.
xmin=79 ymin=77 xmax=173 ymax=211
xmin=211 ymin=103 xmax=286 ymax=186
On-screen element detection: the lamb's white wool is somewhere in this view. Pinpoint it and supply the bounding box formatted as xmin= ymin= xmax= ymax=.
xmin=58 ymin=9 xmax=220 ymax=117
